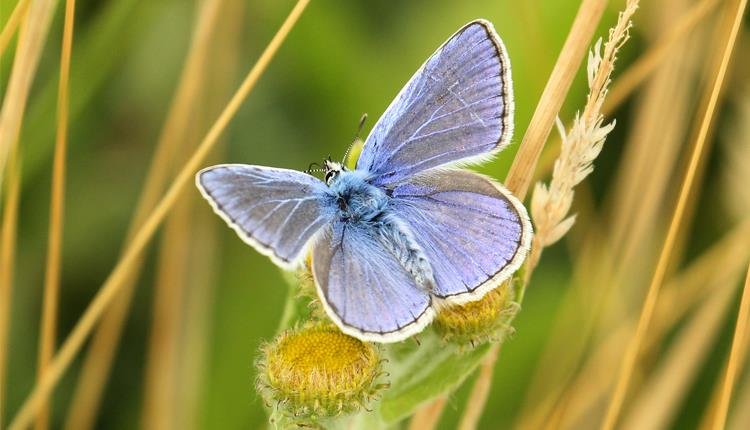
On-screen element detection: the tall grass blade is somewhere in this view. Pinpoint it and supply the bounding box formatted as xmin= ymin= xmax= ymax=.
xmin=0 ymin=0 xmax=58 ymax=198
xmin=35 ymin=0 xmax=75 ymax=428
xmin=63 ymin=1 xmax=225 ymax=428
xmin=712 ymin=263 xmax=750 ymax=430
xmin=601 ymin=0 xmax=748 ymax=426
xmin=0 ymin=0 xmax=29 ymax=57
xmin=0 ymin=147 xmax=21 ymax=429
xmin=8 ymin=1 xmax=311 ymax=428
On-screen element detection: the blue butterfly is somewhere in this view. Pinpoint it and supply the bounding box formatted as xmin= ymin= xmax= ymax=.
xmin=196 ymin=19 xmax=532 ymax=343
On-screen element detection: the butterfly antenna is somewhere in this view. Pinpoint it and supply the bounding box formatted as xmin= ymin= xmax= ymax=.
xmin=305 ymin=162 xmax=323 ymax=174
xmin=342 ymin=113 xmax=368 ymax=165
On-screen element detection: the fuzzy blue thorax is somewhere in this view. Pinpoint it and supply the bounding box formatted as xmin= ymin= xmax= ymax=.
xmin=325 ymin=170 xmax=435 ymax=290
xmin=326 ymin=171 xmax=388 ymax=223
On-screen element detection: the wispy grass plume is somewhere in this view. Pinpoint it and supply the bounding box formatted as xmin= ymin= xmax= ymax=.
xmin=529 ymin=0 xmax=637 ymax=274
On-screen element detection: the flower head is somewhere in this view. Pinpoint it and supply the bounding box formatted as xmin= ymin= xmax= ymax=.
xmin=434 ymin=281 xmax=518 ymax=347
xmin=257 ymin=322 xmax=386 ymax=422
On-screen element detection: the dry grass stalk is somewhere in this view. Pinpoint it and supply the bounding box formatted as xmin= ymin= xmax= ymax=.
xmin=552 ymin=219 xmax=750 ymax=429
xmin=63 ymin=1 xmax=225 ymax=428
xmin=35 ymin=1 xmax=76 ymax=428
xmin=0 ymin=0 xmax=57 ymax=198
xmin=566 ymin=5 xmax=710 ymax=422
xmin=517 ymin=0 xmax=708 ymax=411
xmin=600 ymin=0 xmax=748 ymax=427
xmin=0 ymin=0 xmax=30 ymax=56
xmin=172 ymin=3 xmax=243 ymax=428
xmin=409 ymin=397 xmax=447 ymax=430
xmin=529 ymin=0 xmax=637 ymax=273
xmin=140 ymin=0 xmax=225 ymax=428
xmin=722 ymin=95 xmax=750 ymax=219
xmin=534 ymin=0 xmax=719 ymax=184
xmin=143 ymin=195 xmax=193 ymax=430
xmin=8 ymin=1 xmax=311 ymax=428
xmin=621 ymin=275 xmax=737 ymax=430
xmin=504 ymin=0 xmax=609 ymax=199
xmin=603 ymin=0 xmax=720 ymax=112
xmin=712 ymin=263 xmax=750 ymax=430
xmin=459 ymin=344 xmax=502 ymax=430
xmin=457 ymin=1 xmax=611 ymax=426
xmin=0 ymin=147 xmax=21 ymax=428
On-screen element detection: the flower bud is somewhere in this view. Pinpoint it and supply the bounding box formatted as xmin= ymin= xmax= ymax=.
xmin=434 ymin=280 xmax=519 ymax=347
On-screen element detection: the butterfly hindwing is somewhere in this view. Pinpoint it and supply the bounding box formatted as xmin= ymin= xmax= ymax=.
xmin=196 ymin=164 xmax=334 ymax=268
xmin=357 ymin=20 xmax=514 ymax=186
xmin=311 ymin=220 xmax=434 ymax=343
xmin=390 ymin=169 xmax=531 ymax=301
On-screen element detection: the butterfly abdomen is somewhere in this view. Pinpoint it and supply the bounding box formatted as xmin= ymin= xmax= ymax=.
xmin=374 ymin=217 xmax=435 ymax=291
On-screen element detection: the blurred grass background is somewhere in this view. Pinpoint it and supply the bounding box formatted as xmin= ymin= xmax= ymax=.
xmin=1 ymin=0 xmax=749 ymax=429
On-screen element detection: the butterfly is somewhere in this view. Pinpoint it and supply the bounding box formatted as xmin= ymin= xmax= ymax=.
xmin=196 ymin=19 xmax=532 ymax=343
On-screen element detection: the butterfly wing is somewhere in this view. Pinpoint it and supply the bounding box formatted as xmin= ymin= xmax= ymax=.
xmin=196 ymin=164 xmax=334 ymax=268
xmin=357 ymin=19 xmax=513 ymax=186
xmin=312 ymin=220 xmax=434 ymax=343
xmin=390 ymin=169 xmax=531 ymax=301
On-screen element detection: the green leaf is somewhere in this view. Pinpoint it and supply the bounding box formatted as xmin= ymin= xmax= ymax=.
xmin=378 ymin=329 xmax=492 ymax=424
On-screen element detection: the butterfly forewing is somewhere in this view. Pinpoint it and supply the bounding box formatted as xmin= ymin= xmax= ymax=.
xmin=357 ymin=20 xmax=513 ymax=186
xmin=196 ymin=165 xmax=334 ymax=268
xmin=390 ymin=169 xmax=531 ymax=301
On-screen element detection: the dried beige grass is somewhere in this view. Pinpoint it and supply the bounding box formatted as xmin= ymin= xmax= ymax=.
xmin=517 ymin=1 xmax=713 ymax=426
xmin=63 ymin=1 xmax=226 ymax=428
xmin=139 ymin=1 xmax=226 ymax=428
xmin=552 ymin=220 xmax=750 ymax=429
xmin=35 ymin=1 xmax=76 ymax=429
xmin=601 ymin=0 xmax=748 ymax=426
xmin=0 ymin=0 xmax=58 ymax=198
xmin=458 ymin=0 xmax=611 ymax=428
xmin=0 ymin=147 xmax=21 ymax=428
xmin=9 ymin=1 xmax=311 ymax=428
xmin=713 ymin=263 xmax=750 ymax=430
xmin=529 ymin=0 xmax=637 ymax=273
xmin=722 ymin=94 xmax=750 ymax=219
xmin=0 ymin=0 xmax=30 ymax=56
xmin=621 ymin=275 xmax=738 ymax=430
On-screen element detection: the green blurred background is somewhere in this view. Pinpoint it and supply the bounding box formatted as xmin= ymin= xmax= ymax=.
xmin=2 ymin=0 xmax=747 ymax=428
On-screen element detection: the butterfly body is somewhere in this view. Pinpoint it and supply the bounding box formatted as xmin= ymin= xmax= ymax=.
xmin=326 ymin=170 xmax=387 ymax=223
xmin=196 ymin=19 xmax=532 ymax=343
xmin=325 ymin=169 xmax=436 ymax=290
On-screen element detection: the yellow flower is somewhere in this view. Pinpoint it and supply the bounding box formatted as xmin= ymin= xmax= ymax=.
xmin=257 ymin=322 xmax=386 ymax=421
xmin=434 ymin=280 xmax=519 ymax=347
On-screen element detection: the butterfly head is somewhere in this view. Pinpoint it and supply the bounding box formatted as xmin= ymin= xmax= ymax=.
xmin=323 ymin=157 xmax=346 ymax=185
